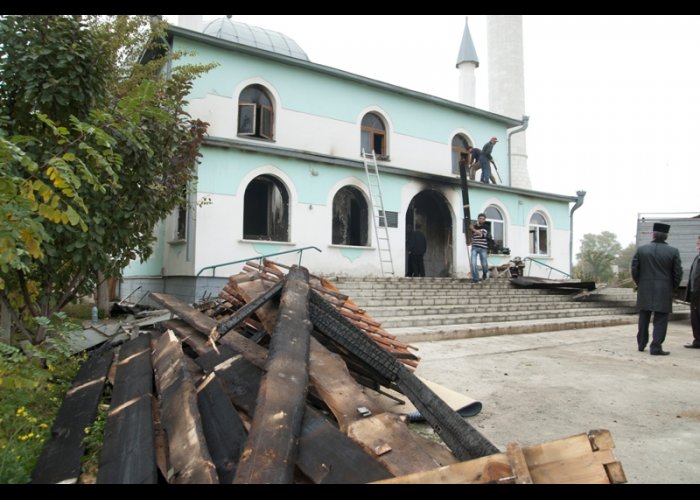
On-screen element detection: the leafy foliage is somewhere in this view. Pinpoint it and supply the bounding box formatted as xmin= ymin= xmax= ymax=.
xmin=0 ymin=333 xmax=83 ymax=483
xmin=574 ymin=231 xmax=623 ymax=283
xmin=0 ymin=15 xmax=215 ymax=343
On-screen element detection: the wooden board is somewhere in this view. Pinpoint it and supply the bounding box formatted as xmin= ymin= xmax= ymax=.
xmin=373 ymin=429 xmax=626 ymax=484
xmin=199 ymin=349 xmax=392 ymax=484
xmin=97 ymin=334 xmax=157 ymax=484
xmin=31 ymin=348 xmax=112 ymax=484
xmin=234 ymin=266 xmax=311 ymax=484
xmin=152 ymin=331 xmax=218 ymax=484
xmin=196 ymin=373 xmax=248 ymax=484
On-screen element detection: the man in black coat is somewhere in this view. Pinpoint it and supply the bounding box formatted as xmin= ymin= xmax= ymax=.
xmin=631 ymin=222 xmax=683 ymax=355
xmin=683 ymin=235 xmax=700 ymax=349
xmin=406 ymin=224 xmax=427 ymax=277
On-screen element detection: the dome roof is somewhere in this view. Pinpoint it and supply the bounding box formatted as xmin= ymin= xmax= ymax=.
xmin=202 ymin=16 xmax=309 ymax=61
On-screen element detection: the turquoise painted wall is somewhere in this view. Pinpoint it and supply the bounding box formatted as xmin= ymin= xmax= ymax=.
xmin=123 ymin=221 xmax=165 ymax=275
xmin=198 ymin=147 xmax=406 ymax=211
xmin=173 ymin=38 xmax=507 ymax=164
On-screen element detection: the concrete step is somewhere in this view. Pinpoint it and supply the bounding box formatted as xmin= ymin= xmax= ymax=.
xmin=363 ymin=300 xmax=634 ymax=320
xmin=392 ymin=315 xmax=642 ymax=343
xmin=376 ymin=306 xmax=638 ymax=329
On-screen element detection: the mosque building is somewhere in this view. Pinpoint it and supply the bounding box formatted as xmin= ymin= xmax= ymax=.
xmin=121 ymin=15 xmax=585 ymax=302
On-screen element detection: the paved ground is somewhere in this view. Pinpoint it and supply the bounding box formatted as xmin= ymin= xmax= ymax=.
xmin=411 ymin=318 xmax=700 ymax=484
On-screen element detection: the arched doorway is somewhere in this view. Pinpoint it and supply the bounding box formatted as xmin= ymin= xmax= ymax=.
xmin=406 ymin=190 xmax=453 ymax=277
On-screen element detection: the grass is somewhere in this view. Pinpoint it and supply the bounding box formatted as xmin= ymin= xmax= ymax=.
xmin=0 ymin=344 xmax=82 ymax=483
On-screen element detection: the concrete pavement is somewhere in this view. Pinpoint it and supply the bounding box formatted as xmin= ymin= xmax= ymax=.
xmin=412 ymin=318 xmax=700 ymax=484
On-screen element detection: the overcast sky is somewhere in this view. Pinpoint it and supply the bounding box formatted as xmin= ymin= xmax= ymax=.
xmin=167 ymin=15 xmax=700 ymax=256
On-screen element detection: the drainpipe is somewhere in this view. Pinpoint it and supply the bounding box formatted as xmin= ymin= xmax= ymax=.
xmin=507 ymin=115 xmax=529 ymax=185
xmin=569 ymin=190 xmax=587 ymax=276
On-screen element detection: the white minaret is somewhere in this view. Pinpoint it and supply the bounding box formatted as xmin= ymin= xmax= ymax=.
xmin=487 ymin=15 xmax=531 ymax=189
xmin=456 ymin=17 xmax=479 ymax=107
xmin=178 ymin=15 xmax=203 ymax=32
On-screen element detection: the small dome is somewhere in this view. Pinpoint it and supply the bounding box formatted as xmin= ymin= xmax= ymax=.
xmin=202 ymin=16 xmax=309 ymax=61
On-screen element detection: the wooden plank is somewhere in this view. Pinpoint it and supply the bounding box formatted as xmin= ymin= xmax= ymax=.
xmin=375 ymin=431 xmax=626 ymax=484
xmin=234 ymin=266 xmax=312 ymax=484
xmin=152 ymin=330 xmax=218 ymax=484
xmin=161 ymin=319 xmax=210 ymax=356
xmin=150 ymin=292 xmax=268 ymax=368
xmin=197 ymin=373 xmax=248 ymax=484
xmin=97 ymin=334 xmax=157 ymax=484
xmin=31 ymin=348 xmax=112 ymax=484
xmin=216 ymin=278 xmax=284 ymax=338
xmin=238 ymin=277 xmax=442 ymax=477
xmin=309 ymin=338 xmax=444 ymax=475
xmin=373 ymin=454 xmax=513 ymax=484
xmin=196 ymin=348 xmax=392 ymax=484
xmin=506 ymin=442 xmax=533 ymax=484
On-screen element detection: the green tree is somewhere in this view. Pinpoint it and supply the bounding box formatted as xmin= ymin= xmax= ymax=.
xmin=0 ymin=15 xmax=215 ymax=343
xmin=574 ymin=231 xmax=623 ymax=284
xmin=615 ymin=242 xmax=636 ymax=281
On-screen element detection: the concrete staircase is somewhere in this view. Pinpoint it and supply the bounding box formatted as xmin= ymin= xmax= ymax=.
xmin=329 ymin=276 xmax=690 ymax=343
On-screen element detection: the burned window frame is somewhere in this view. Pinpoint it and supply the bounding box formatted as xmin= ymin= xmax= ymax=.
xmin=238 ymin=85 xmax=274 ymax=141
xmin=451 ymin=134 xmax=471 ymax=175
xmin=361 ymin=112 xmax=388 ymax=160
xmin=243 ymin=174 xmax=290 ymax=242
xmin=485 ymin=205 xmax=505 ymax=253
xmin=331 ymin=186 xmax=369 ymax=247
xmin=528 ymin=211 xmax=549 ymax=256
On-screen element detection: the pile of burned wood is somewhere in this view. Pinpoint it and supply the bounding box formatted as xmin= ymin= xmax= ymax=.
xmin=31 ymin=260 xmax=626 ymax=484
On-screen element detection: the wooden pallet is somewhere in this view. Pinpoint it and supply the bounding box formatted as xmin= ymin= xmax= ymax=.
xmin=373 ymin=429 xmax=626 ymax=484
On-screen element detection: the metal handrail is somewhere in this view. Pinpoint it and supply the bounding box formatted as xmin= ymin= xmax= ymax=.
xmin=522 ymin=256 xmax=572 ymax=279
xmin=196 ymin=246 xmax=322 ymax=277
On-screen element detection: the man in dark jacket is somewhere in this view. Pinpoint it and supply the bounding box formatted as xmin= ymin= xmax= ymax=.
xmin=683 ymin=235 xmax=700 ymax=349
xmin=631 ymin=223 xmax=683 ymax=355
xmin=406 ymin=224 xmax=427 ymax=277
xmin=479 ymin=136 xmax=498 ymax=184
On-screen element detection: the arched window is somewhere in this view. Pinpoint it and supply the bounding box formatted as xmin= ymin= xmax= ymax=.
xmin=332 ymin=186 xmax=369 ymax=246
xmin=485 ymin=205 xmax=505 ymax=252
xmin=238 ymin=85 xmax=274 ymax=140
xmin=451 ymin=134 xmax=471 ymax=174
xmin=361 ymin=112 xmax=387 ymax=159
xmin=529 ymin=212 xmax=548 ymax=255
xmin=243 ymin=175 xmax=289 ymax=241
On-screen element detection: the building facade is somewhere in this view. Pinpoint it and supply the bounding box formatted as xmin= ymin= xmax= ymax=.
xmin=121 ymin=17 xmax=579 ymax=303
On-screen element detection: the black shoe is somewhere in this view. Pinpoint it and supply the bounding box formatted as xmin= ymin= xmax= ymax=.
xmin=650 ymin=350 xmax=670 ymax=356
xmin=683 ymin=344 xmax=700 ymax=349
xmin=638 ymin=346 xmax=645 ymax=352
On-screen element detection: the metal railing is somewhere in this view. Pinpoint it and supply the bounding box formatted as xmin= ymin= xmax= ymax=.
xmin=196 ymin=246 xmax=322 ymax=277
xmin=522 ymin=257 xmax=572 ymax=279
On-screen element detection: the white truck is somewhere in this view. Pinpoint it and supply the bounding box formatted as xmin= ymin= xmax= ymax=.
xmin=636 ymin=212 xmax=700 ymax=289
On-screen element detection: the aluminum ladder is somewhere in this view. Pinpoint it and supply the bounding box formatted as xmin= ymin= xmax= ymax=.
xmin=362 ymin=148 xmax=395 ymax=276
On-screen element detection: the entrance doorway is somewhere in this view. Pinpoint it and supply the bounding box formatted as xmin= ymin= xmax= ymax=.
xmin=406 ymin=190 xmax=453 ymax=277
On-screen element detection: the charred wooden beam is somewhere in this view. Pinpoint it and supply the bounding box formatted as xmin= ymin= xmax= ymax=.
xmin=97 ymin=334 xmax=157 ymax=484
xmin=196 ymin=347 xmax=393 ymax=484
xmin=216 ymin=278 xmax=284 ymax=339
xmin=153 ymin=331 xmax=218 ymax=484
xmin=150 ymin=292 xmax=268 ymax=368
xmin=234 ymin=266 xmax=312 ymax=484
xmin=308 ymin=291 xmax=500 ymax=462
xmin=31 ymin=347 xmax=112 ymax=484
xmin=197 ymin=373 xmax=248 ymax=484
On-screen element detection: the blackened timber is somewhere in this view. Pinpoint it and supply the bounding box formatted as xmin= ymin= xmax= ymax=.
xmin=234 ymin=266 xmax=312 ymax=484
xmin=459 ymin=159 xmax=473 ymax=246
xmin=197 ymin=373 xmax=248 ymax=484
xmin=216 ymin=278 xmax=284 ymax=338
xmin=161 ymin=319 xmax=211 ymax=356
xmin=152 ymin=331 xmax=218 ymax=484
xmin=31 ymin=348 xmax=112 ymax=484
xmin=150 ymin=292 xmax=268 ymax=368
xmin=309 ymin=291 xmax=500 ymax=461
xmin=198 ymin=349 xmax=392 ymax=484
xmin=97 ymin=334 xmax=157 ymax=484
